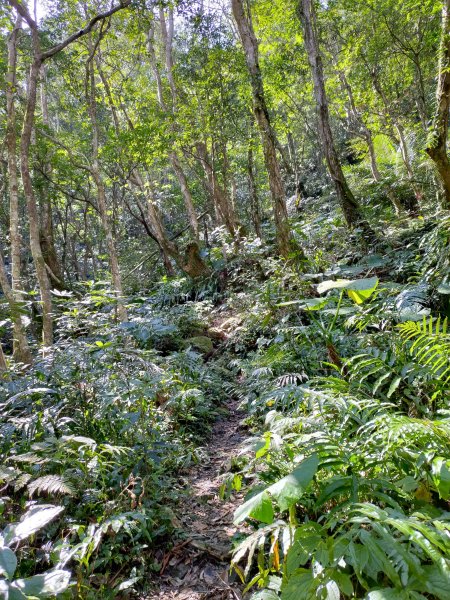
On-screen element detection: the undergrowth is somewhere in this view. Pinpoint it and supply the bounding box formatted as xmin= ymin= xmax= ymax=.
xmin=1 ymin=215 xmax=450 ymax=598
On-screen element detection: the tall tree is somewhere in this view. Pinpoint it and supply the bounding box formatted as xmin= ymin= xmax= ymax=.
xmin=86 ymin=35 xmax=127 ymax=322
xmin=148 ymin=10 xmax=200 ymax=240
xmin=297 ymin=0 xmax=364 ymax=227
xmin=5 ymin=15 xmax=32 ymax=363
xmin=426 ymin=0 xmax=450 ymax=207
xmin=8 ymin=0 xmax=131 ymax=345
xmin=232 ymin=0 xmax=295 ymax=258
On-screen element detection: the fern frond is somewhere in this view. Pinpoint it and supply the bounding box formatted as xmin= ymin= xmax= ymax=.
xmin=398 ymin=317 xmax=450 ymax=381
xmin=28 ymin=475 xmax=76 ymax=497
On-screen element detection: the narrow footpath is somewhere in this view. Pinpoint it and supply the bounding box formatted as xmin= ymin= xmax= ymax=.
xmin=148 ymin=399 xmax=246 ymax=600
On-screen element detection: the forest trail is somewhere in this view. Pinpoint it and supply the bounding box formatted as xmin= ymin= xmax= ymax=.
xmin=148 ymin=399 xmax=246 ymax=600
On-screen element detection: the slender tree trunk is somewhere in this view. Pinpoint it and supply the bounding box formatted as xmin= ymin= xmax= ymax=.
xmin=147 ymin=16 xmax=200 ymax=239
xmin=6 ymin=16 xmax=22 ymax=297
xmin=232 ymin=0 xmax=295 ymax=257
xmin=0 ymin=246 xmax=32 ymax=365
xmin=247 ymin=146 xmax=262 ymax=239
xmin=170 ymin=152 xmax=199 ymax=240
xmin=426 ymin=0 xmax=450 ymax=208
xmin=19 ymin=53 xmax=54 ymax=346
xmin=6 ymin=16 xmax=32 ymax=363
xmin=196 ymin=141 xmax=237 ymax=237
xmin=297 ymin=0 xmax=364 ymax=228
xmin=371 ymin=70 xmax=421 ymax=210
xmin=159 ymin=6 xmax=177 ymax=107
xmin=0 ymin=342 xmax=8 ymax=374
xmin=413 ymin=57 xmax=428 ymax=133
xmin=8 ymin=0 xmax=131 ymax=345
xmin=338 ymin=70 xmax=405 ymax=214
xmin=40 ymin=65 xmax=64 ymax=288
xmin=87 ymin=46 xmax=127 ymax=322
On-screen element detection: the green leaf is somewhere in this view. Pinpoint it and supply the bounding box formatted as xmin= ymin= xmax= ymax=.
xmin=10 ymin=570 xmax=71 ymax=598
xmin=437 ymin=283 xmax=450 ymax=294
xmin=234 ymin=455 xmax=318 ymax=524
xmin=330 ymin=570 xmax=353 ymax=596
xmin=0 ymin=547 xmax=17 ymax=579
xmin=255 ymin=434 xmax=271 ymax=458
xmin=3 ymin=505 xmax=64 ymax=545
xmin=267 ymin=454 xmax=319 ymax=512
xmin=251 ymin=591 xmax=279 ymax=600
xmin=431 ymin=458 xmax=450 ymax=500
xmin=0 ymin=580 xmax=26 ymax=600
xmin=366 ymin=590 xmax=410 ymax=599
xmin=347 ymin=277 xmax=379 ymax=304
xmin=386 ymin=376 xmax=402 ymax=398
xmin=276 ymin=298 xmax=329 ymax=310
xmin=422 ymin=563 xmax=450 ymax=600
xmin=317 ymin=277 xmax=379 ymax=303
xmin=317 ymin=279 xmax=352 ymax=294
xmin=323 ymin=580 xmax=340 ymax=600
xmin=286 ymin=523 xmax=324 ymax=574
xmin=234 ymin=491 xmax=274 ymax=525
xmin=281 ymin=569 xmax=319 ymax=600
xmin=298 ymin=298 xmax=330 ymax=311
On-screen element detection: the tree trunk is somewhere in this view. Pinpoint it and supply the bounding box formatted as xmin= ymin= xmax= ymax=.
xmin=232 ymin=0 xmax=295 ymax=258
xmin=0 ymin=342 xmax=8 ymax=374
xmin=338 ymin=70 xmax=405 ymax=214
xmin=6 ymin=16 xmax=32 ymax=363
xmin=297 ymin=0 xmax=363 ymax=228
xmin=19 ymin=53 xmax=54 ymax=346
xmin=196 ymin=141 xmax=238 ymax=237
xmin=147 ymin=16 xmax=200 ymax=239
xmin=87 ymin=45 xmax=127 ymax=322
xmin=371 ymin=70 xmax=421 ymax=211
xmin=8 ymin=0 xmax=131 ymax=345
xmin=132 ymin=171 xmax=210 ymax=279
xmin=170 ymin=152 xmax=199 ymax=240
xmin=0 ymin=245 xmax=32 ymax=365
xmin=426 ymin=0 xmax=450 ymax=208
xmin=159 ymin=6 xmax=177 ymax=107
xmin=40 ymin=65 xmax=64 ymax=288
xmin=247 ymin=146 xmax=263 ymax=239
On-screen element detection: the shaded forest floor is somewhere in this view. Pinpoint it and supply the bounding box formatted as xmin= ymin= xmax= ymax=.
xmin=148 ymin=398 xmax=246 ymax=600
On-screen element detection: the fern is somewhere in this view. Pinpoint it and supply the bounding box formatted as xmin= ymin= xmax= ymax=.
xmin=398 ymin=316 xmax=450 ymax=384
xmin=27 ymin=475 xmax=76 ymax=497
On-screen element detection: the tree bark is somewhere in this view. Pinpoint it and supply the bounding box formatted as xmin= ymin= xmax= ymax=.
xmin=6 ymin=16 xmax=32 ymax=363
xmin=17 ymin=45 xmax=54 ymax=346
xmin=86 ymin=42 xmax=127 ymax=322
xmin=195 ymin=141 xmax=238 ymax=237
xmin=0 ymin=245 xmax=32 ymax=365
xmin=247 ymin=146 xmax=263 ymax=239
xmin=147 ymin=16 xmax=200 ymax=239
xmin=371 ymin=70 xmax=421 ymax=211
xmin=8 ymin=0 xmax=131 ymax=345
xmin=40 ymin=65 xmax=64 ymax=288
xmin=297 ymin=0 xmax=364 ymax=228
xmin=232 ymin=0 xmax=295 ymax=257
xmin=426 ymin=0 xmax=450 ymax=208
xmin=170 ymin=152 xmax=199 ymax=240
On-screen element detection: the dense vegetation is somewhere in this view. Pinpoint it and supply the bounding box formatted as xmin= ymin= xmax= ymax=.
xmin=1 ymin=0 xmax=450 ymax=598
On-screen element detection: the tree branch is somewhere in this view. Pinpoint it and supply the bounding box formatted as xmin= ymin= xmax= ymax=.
xmin=8 ymin=0 xmax=131 ymax=62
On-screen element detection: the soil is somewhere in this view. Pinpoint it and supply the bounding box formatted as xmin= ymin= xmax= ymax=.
xmin=146 ymin=400 xmax=246 ymax=600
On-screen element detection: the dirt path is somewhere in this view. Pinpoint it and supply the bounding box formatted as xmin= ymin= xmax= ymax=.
xmin=147 ymin=400 xmax=246 ymax=600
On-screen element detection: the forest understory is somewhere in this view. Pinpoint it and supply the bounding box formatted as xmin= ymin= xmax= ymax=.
xmin=2 ymin=0 xmax=450 ymax=598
